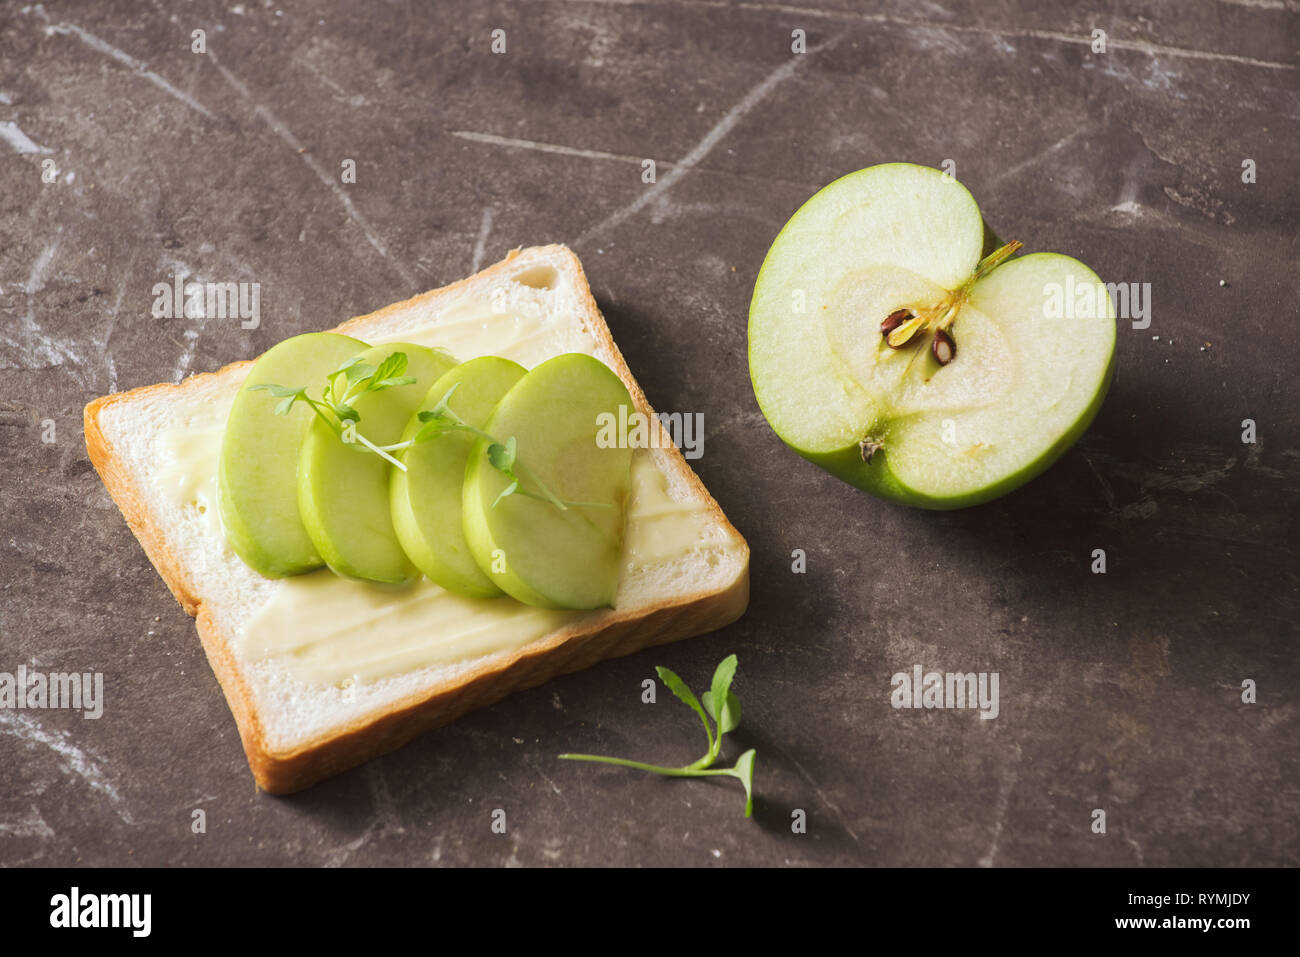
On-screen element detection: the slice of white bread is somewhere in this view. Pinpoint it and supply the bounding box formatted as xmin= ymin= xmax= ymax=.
xmin=85 ymin=245 xmax=749 ymax=793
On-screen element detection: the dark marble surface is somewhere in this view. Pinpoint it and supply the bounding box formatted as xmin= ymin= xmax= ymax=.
xmin=1 ymin=0 xmax=1296 ymax=866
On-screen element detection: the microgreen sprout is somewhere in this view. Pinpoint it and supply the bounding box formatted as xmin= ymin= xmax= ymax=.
xmin=252 ymin=359 xmax=612 ymax=511
xmin=250 ymin=351 xmax=417 ymax=469
xmin=386 ymin=384 xmax=614 ymax=512
xmin=559 ymin=654 xmax=757 ymax=817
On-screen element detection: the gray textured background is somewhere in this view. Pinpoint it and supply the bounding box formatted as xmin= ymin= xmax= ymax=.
xmin=1 ymin=0 xmax=1297 ymax=866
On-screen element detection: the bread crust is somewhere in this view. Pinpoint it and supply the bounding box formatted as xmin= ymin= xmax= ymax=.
xmin=84 ymin=245 xmax=749 ymax=793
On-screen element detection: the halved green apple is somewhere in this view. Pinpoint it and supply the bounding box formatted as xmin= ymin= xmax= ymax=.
xmin=748 ymin=162 xmax=1116 ymax=508
xmin=462 ymin=353 xmax=634 ymax=610
xmin=390 ymin=356 xmax=528 ymax=598
xmin=218 ymin=332 xmax=368 ymax=576
xmin=298 ymin=343 xmax=457 ymax=583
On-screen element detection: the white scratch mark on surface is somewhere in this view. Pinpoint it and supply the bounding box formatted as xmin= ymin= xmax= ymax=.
xmin=0 ymin=120 xmax=53 ymax=155
xmin=0 ymin=712 xmax=134 ymax=823
xmin=470 ymin=207 xmax=494 ymax=273
xmin=536 ymin=767 xmax=563 ymax=797
xmin=978 ymin=743 xmax=1022 ymax=867
xmin=322 ymin=764 xmax=405 ymax=865
xmin=24 ymin=239 xmax=60 ymax=296
xmin=1127 ymin=835 xmax=1147 ymax=865
xmin=5 ymin=232 xmax=88 ymax=377
xmin=1216 ymin=0 xmax=1298 ymax=10
xmin=451 ymin=130 xmax=666 ymax=168
xmin=939 ymin=20 xmax=1294 ymax=70
xmin=646 ymin=199 xmax=787 ymax=229
xmin=293 ymin=51 xmax=351 ymax=98
xmin=549 ymin=0 xmax=1297 ymax=70
xmin=1107 ymin=167 xmax=1138 ymax=218
xmin=991 ymin=129 xmax=1086 ymax=185
xmin=29 ymin=5 xmax=217 ymax=118
xmin=367 ymin=762 xmax=406 ymax=836
xmin=100 ymin=250 xmax=137 ymax=392
xmin=503 ymin=839 xmax=524 ymax=868
xmin=451 ymin=130 xmax=815 ymax=195
xmin=783 ymin=751 xmax=861 ymax=844
xmin=208 ymin=51 xmax=418 ymax=290
xmin=163 ymin=258 xmax=204 ymax=382
xmin=323 ymin=823 xmax=378 ymax=867
xmin=0 ymin=805 xmax=56 ymax=839
xmin=576 ymin=50 xmax=815 ymax=244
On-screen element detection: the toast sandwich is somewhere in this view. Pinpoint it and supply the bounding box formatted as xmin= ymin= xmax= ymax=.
xmin=84 ymin=245 xmax=749 ymax=792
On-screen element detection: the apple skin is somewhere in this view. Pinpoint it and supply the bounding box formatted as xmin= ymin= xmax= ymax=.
xmin=747 ymin=163 xmax=984 ymax=500
xmin=800 ymin=349 xmax=1115 ymax=509
xmin=389 ymin=356 xmax=527 ymax=599
xmin=462 ymin=353 xmax=634 ymax=611
xmin=218 ymin=332 xmax=369 ymax=577
xmin=297 ymin=343 xmax=457 ymax=583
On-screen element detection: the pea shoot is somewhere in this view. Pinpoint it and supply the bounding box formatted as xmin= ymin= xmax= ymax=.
xmin=560 ymin=654 xmax=757 ymax=817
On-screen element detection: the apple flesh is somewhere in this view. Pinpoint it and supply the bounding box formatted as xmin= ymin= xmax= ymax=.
xmin=462 ymin=353 xmax=634 ymax=610
xmin=390 ymin=356 xmax=528 ymax=598
xmin=298 ymin=343 xmax=457 ymax=583
xmin=217 ymin=332 xmax=368 ymax=576
xmin=748 ymin=163 xmax=1116 ymax=508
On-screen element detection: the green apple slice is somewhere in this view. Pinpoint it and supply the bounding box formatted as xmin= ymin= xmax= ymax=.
xmin=748 ymin=162 xmax=1116 ymax=508
xmin=462 ymin=353 xmax=634 ymax=610
xmin=298 ymin=343 xmax=457 ymax=583
xmin=390 ymin=356 xmax=528 ymax=598
xmin=218 ymin=332 xmax=368 ymax=577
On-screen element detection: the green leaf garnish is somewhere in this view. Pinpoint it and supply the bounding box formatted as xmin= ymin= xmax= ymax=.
xmin=250 ymin=383 xmax=308 ymax=416
xmin=254 ymin=355 xmax=617 ymax=509
xmin=559 ymin=654 xmax=757 ymax=817
xmin=413 ymin=392 xmax=608 ymax=513
xmin=491 ymin=479 xmax=519 ymax=509
xmin=251 ymin=351 xmax=425 ymax=471
xmin=250 ymin=383 xmax=306 ymax=399
xmin=656 ymin=665 xmax=715 ymax=759
xmin=703 ymin=654 xmax=743 ymax=737
xmin=331 ymin=355 xmax=365 ymax=375
xmin=422 ymin=382 xmax=461 ymax=418
xmin=339 ymin=359 xmax=376 ymax=384
xmin=709 ymin=654 xmax=738 ymax=726
xmin=731 ymin=749 xmax=757 ymax=817
xmin=702 ymin=689 xmax=742 ymax=736
xmin=369 ymin=351 xmax=407 ymax=386
xmin=412 ymin=420 xmax=448 ymax=443
xmin=487 ymin=436 xmax=517 ymax=471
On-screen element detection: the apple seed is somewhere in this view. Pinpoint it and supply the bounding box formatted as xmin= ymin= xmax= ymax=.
xmin=932 ymin=329 xmax=956 ymax=365
xmin=885 ymin=313 xmax=927 ymax=349
xmin=881 ymin=309 xmax=914 ymax=337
